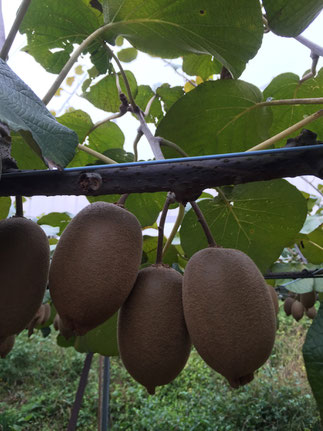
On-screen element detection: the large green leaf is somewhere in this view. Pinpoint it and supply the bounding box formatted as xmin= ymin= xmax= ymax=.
xmin=20 ymin=0 xmax=106 ymax=74
xmin=0 ymin=60 xmax=78 ymax=168
xmin=0 ymin=198 xmax=11 ymax=220
xmin=263 ymin=69 xmax=323 ymax=146
xmin=74 ymin=313 xmax=119 ymax=356
xmin=104 ymin=0 xmax=264 ymax=78
xmin=297 ymin=226 xmax=323 ymax=264
xmin=38 ymin=212 xmax=72 ymax=235
xmin=135 ymin=85 xmax=163 ymax=124
xmin=89 ymin=192 xmax=168 ymax=227
xmin=83 ymin=71 xmax=138 ymax=113
xmin=156 ymin=80 xmax=272 ymax=158
xmin=182 ymin=54 xmax=222 ymax=80
xmin=303 ymin=301 xmax=323 ymax=423
xmin=156 ymin=85 xmax=184 ymax=112
xmin=180 ymin=179 xmax=307 ymax=273
xmin=11 ymin=133 xmax=47 ymax=170
xmin=263 ymin=0 xmax=323 ymax=37
xmin=56 ymin=109 xmax=124 ymax=167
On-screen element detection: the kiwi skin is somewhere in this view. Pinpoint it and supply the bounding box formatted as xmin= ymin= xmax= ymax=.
xmin=183 ymin=247 xmax=276 ymax=389
xmin=0 ymin=335 xmax=15 ymax=358
xmin=306 ymin=306 xmax=317 ymax=319
xmin=283 ymin=297 xmax=295 ymax=316
xmin=49 ymin=202 xmax=143 ymax=336
xmin=267 ymin=284 xmax=279 ymax=315
xmin=0 ymin=217 xmax=50 ymax=338
xmin=300 ymin=291 xmax=316 ymax=309
xmin=118 ymin=264 xmax=191 ymax=395
xmin=291 ymin=300 xmax=305 ymax=321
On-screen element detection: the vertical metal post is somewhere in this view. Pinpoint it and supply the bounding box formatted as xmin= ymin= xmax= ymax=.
xmin=100 ymin=356 xmax=110 ymax=431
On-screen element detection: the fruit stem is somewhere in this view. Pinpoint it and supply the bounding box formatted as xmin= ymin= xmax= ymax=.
xmin=162 ymin=203 xmax=185 ymax=257
xmin=15 ymin=195 xmax=23 ymax=217
xmin=190 ymin=201 xmax=217 ymax=248
xmin=156 ymin=194 xmax=174 ymax=264
xmin=117 ymin=194 xmax=129 ymax=206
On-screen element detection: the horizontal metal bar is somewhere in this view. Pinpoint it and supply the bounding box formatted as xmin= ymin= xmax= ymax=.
xmin=0 ymin=145 xmax=322 ymax=198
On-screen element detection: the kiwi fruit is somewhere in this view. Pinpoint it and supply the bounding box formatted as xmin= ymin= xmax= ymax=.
xmin=49 ymin=202 xmax=143 ymax=336
xmin=0 ymin=217 xmax=50 ymax=338
xmin=300 ymin=291 xmax=316 ymax=309
xmin=306 ymin=306 xmax=317 ymax=319
xmin=291 ymin=300 xmax=305 ymax=321
xmin=182 ymin=247 xmax=276 ymax=389
xmin=0 ymin=335 xmax=15 ymax=358
xmin=267 ymin=284 xmax=279 ymax=315
xmin=283 ymin=296 xmax=295 ymax=316
xmin=118 ymin=264 xmax=191 ymax=395
xmin=42 ymin=303 xmax=51 ymax=325
xmin=27 ymin=305 xmax=46 ymax=337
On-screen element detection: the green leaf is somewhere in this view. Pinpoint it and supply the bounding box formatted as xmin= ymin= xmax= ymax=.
xmin=117 ymin=47 xmax=138 ymax=62
xmin=156 ymin=80 xmax=272 ymax=158
xmin=57 ymin=109 xmax=125 ymax=167
xmin=180 ymin=179 xmax=307 ymax=273
xmin=156 ymin=85 xmax=184 ymax=112
xmin=74 ymin=313 xmax=119 ymax=356
xmin=0 ymin=197 xmax=11 ymax=220
xmin=285 ymin=278 xmax=314 ymax=294
xmin=303 ymin=301 xmax=323 ymax=423
xmin=297 ymin=226 xmax=323 ymax=264
xmin=37 ymin=212 xmax=72 ymax=235
xmin=56 ymin=333 xmax=76 ymax=348
xmin=263 ymin=69 xmax=323 ymax=147
xmin=263 ymin=0 xmax=323 ymax=37
xmin=182 ymin=54 xmax=222 ymax=80
xmin=0 ymin=60 xmax=78 ymax=168
xmin=11 ymin=133 xmax=47 ymax=170
xmin=83 ymin=71 xmax=138 ymax=113
xmin=143 ymin=235 xmax=178 ymax=267
xmin=20 ymin=0 xmax=106 ymax=74
xmin=104 ymin=0 xmax=264 ymax=78
xmin=135 ymin=85 xmax=163 ymax=124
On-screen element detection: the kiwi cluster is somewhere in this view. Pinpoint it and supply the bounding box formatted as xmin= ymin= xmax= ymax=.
xmin=283 ymin=291 xmax=317 ymax=321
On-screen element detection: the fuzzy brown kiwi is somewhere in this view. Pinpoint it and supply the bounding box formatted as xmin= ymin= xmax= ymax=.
xmin=118 ymin=264 xmax=191 ymax=395
xmin=0 ymin=335 xmax=15 ymax=358
xmin=283 ymin=297 xmax=295 ymax=316
xmin=183 ymin=247 xmax=276 ymax=389
xmin=0 ymin=217 xmax=50 ymax=338
xmin=267 ymin=284 xmax=279 ymax=315
xmin=49 ymin=202 xmax=143 ymax=336
xmin=291 ymin=300 xmax=305 ymax=321
xmin=300 ymin=291 xmax=316 ymax=309
xmin=306 ymin=306 xmax=317 ymax=319
xmin=27 ymin=305 xmax=46 ymax=337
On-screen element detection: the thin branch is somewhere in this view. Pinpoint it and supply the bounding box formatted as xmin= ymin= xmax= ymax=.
xmin=295 ymin=35 xmax=323 ymax=58
xmin=77 ymin=144 xmax=117 ymax=164
xmin=247 ymin=110 xmax=323 ymax=152
xmin=67 ymin=353 xmax=94 ymax=431
xmin=136 ymin=110 xmax=165 ymax=160
xmin=15 ymin=195 xmax=23 ymax=217
xmin=257 ymin=97 xmax=323 ymax=107
xmin=42 ymin=22 xmax=115 ymax=105
xmin=105 ymin=44 xmax=137 ymax=111
xmin=144 ymin=95 xmax=156 ymax=116
xmin=156 ymin=194 xmax=173 ymax=264
xmin=190 ymin=201 xmax=217 ymax=248
xmin=0 ymin=0 xmax=31 ymax=61
xmin=0 ymin=0 xmax=5 ymax=51
xmin=158 ymin=138 xmax=189 ymax=157
xmin=81 ymin=112 xmax=124 ymax=145
xmin=300 ymin=176 xmax=323 ymax=198
xmin=133 ymin=130 xmax=143 ymax=162
xmin=162 ymin=203 xmax=185 ymax=257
